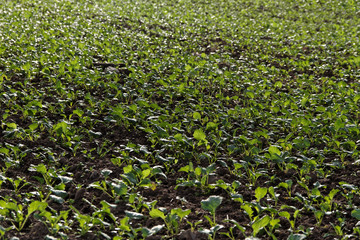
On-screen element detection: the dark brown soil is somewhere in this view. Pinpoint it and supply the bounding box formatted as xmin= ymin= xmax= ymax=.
xmin=1 ymin=44 xmax=359 ymax=239
xmin=2 ymin=123 xmax=359 ymax=240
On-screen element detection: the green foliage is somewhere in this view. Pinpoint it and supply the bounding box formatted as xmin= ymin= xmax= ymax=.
xmin=351 ymin=209 xmax=360 ymax=220
xmin=201 ymin=195 xmax=223 ymax=224
xmin=255 ymin=187 xmax=267 ymax=202
xmin=0 ymin=0 xmax=359 ymax=238
xmin=150 ymin=207 xmax=191 ymax=235
xmin=252 ymin=215 xmax=270 ymax=237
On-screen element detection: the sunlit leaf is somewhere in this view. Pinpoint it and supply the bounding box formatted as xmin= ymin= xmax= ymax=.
xmin=269 ymin=145 xmax=281 ymax=156
xmin=149 ymin=209 xmax=166 ymax=220
xmin=193 ymin=129 xmax=206 ymax=141
xmin=252 ymin=215 xmax=270 ymax=236
xmin=255 ymin=187 xmax=267 ymax=202
xmin=28 ymin=201 xmax=48 ymax=215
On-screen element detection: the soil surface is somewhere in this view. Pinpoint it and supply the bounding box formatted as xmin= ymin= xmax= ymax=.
xmin=1 ymin=79 xmax=359 ymax=240
xmin=1 ymin=7 xmax=359 ymax=238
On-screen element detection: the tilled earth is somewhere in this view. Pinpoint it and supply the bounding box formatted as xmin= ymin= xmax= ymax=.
xmin=1 ymin=78 xmax=360 ymax=239
xmin=1 ymin=0 xmax=360 ymax=239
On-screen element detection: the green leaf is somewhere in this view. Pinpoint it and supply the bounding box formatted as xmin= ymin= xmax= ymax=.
xmin=73 ymin=109 xmax=84 ymax=117
xmin=119 ymin=217 xmax=131 ymax=231
xmin=274 ymin=81 xmax=282 ymax=88
xmin=210 ymin=224 xmax=224 ymax=232
xmin=113 ymin=181 xmax=127 ymax=196
xmin=241 ymin=204 xmax=254 ymax=220
xmin=35 ymin=164 xmax=47 ymax=174
xmin=328 ymin=189 xmax=339 ymax=199
xmin=270 ymin=218 xmax=280 ymax=228
xmin=21 ymin=62 xmax=31 ymax=71
xmin=311 ymin=188 xmax=321 ymax=197
xmin=125 ymin=210 xmax=144 ymax=219
xmin=51 ymin=189 xmax=68 ymax=198
xmin=193 ymin=112 xmax=201 ymax=120
xmin=228 ymin=219 xmax=246 ymax=233
xmin=314 ymin=210 xmax=324 ymax=221
xmin=50 ymin=194 xmax=64 ymax=204
xmin=300 ymin=97 xmax=308 ymax=107
xmin=54 ymin=121 xmax=68 ymax=136
xmin=28 ymin=123 xmax=38 ymax=131
xmin=155 ymin=125 xmax=168 ymax=138
xmin=101 ymin=169 xmax=112 ymax=177
xmin=194 ymin=167 xmax=202 ymax=176
xmin=252 ymin=215 xmax=270 ymax=236
xmin=171 ymin=208 xmax=191 ymax=219
xmin=287 ymin=233 xmax=306 ymax=240
xmin=193 ymin=129 xmax=206 ymax=141
xmin=150 ymin=209 xmax=166 ymax=220
xmin=206 ymin=122 xmax=218 ymax=130
xmin=123 ymin=165 xmax=133 ymax=174
xmin=150 ymin=225 xmax=164 ymax=234
xmin=0 ymin=147 xmax=9 ymax=156
xmin=334 ymin=119 xmax=345 ymax=131
xmin=279 ymin=211 xmax=291 ymax=220
xmin=5 ymin=201 xmax=18 ymax=211
xmin=28 ymin=201 xmax=48 ymax=216
xmin=174 ymin=133 xmax=183 ymax=142
xmin=351 ymin=209 xmax=360 ymax=220
xmin=278 ymin=182 xmax=289 ymax=189
xmin=141 ymin=225 xmax=164 ymax=237
xmin=58 ymin=176 xmax=73 ymax=184
xmin=142 ymin=169 xmax=151 ymax=178
xmin=353 ymin=94 xmax=360 ymax=103
xmin=179 ymin=165 xmax=190 ymax=173
xmin=6 ymin=123 xmax=17 ymax=129
xmin=268 ymin=186 xmax=276 ymax=198
xmin=286 ymin=179 xmax=293 ymax=188
xmin=201 ymin=195 xmax=223 ymax=215
xmin=269 ymin=145 xmax=281 ymax=156
xmin=122 ymin=172 xmax=138 ymax=185
xmin=255 ymin=187 xmax=267 ymax=202
xmin=29 ymin=100 xmax=42 ymax=108
xmin=246 ymin=91 xmax=255 ymax=99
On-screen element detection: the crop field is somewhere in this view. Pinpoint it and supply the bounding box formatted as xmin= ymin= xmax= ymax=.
xmin=0 ymin=0 xmax=360 ymax=239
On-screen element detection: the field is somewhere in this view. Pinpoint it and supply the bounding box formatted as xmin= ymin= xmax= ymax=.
xmin=0 ymin=0 xmax=360 ymax=239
